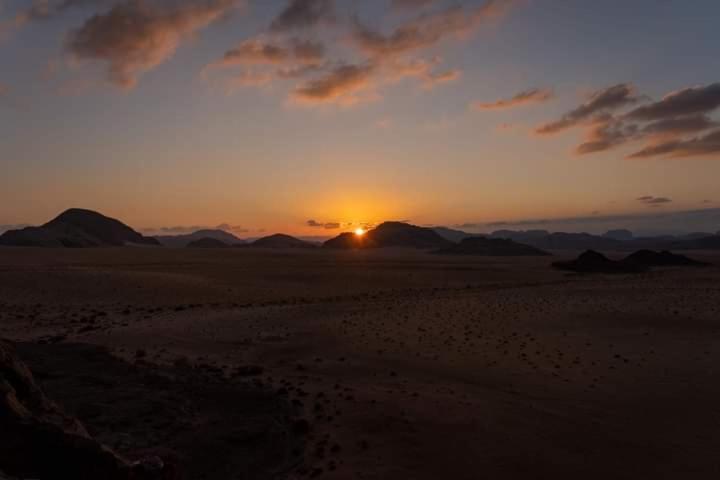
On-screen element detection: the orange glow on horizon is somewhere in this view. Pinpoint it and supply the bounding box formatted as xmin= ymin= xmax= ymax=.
xmin=354 ymin=228 xmax=366 ymax=236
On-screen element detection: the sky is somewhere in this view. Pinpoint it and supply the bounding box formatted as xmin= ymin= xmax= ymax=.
xmin=1 ymin=0 xmax=720 ymax=237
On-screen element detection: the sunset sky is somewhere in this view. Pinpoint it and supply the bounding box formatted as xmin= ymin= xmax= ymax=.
xmin=1 ymin=0 xmax=719 ymax=237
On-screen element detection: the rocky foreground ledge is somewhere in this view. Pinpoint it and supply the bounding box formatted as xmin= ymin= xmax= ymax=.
xmin=1 ymin=340 xmax=303 ymax=480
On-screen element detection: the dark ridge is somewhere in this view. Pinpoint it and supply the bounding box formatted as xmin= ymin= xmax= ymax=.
xmin=433 ymin=237 xmax=551 ymax=256
xmin=324 ymin=222 xmax=452 ymax=250
xmin=155 ymin=230 xmax=245 ymax=248
xmin=251 ymin=234 xmax=316 ymax=249
xmin=0 ymin=209 xmax=159 ymax=248
xmin=186 ymin=237 xmax=229 ymax=249
xmin=552 ymin=250 xmax=648 ymax=274
xmin=623 ymin=250 xmax=710 ymax=267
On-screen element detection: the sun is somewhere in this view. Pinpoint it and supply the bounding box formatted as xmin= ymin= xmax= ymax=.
xmin=354 ymin=228 xmax=366 ymax=236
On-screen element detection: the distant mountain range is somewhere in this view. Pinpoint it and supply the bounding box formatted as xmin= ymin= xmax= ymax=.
xmin=1 ymin=209 xmax=718 ymax=253
xmin=434 ymin=237 xmax=550 ymax=256
xmin=155 ymin=229 xmax=245 ymax=247
xmin=0 ymin=209 xmax=159 ymax=247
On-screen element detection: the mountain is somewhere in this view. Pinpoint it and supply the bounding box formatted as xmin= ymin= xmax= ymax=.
xmin=434 ymin=237 xmax=550 ymax=256
xmin=603 ymin=229 xmax=634 ymax=241
xmin=552 ymin=251 xmax=647 ymax=274
xmin=432 ymin=227 xmax=482 ymax=243
xmin=251 ymin=234 xmax=316 ymax=249
xmin=187 ymin=237 xmax=229 ymax=248
xmin=324 ymin=222 xmax=453 ymax=250
xmin=0 ymin=209 xmax=159 ymax=248
xmin=623 ymin=250 xmax=710 ymax=267
xmin=155 ymin=229 xmax=245 ymax=248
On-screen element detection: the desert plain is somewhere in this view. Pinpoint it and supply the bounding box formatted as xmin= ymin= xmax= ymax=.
xmin=2 ymin=246 xmax=720 ymax=479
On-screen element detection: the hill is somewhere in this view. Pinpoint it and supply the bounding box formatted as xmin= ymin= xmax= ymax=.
xmin=187 ymin=237 xmax=229 ymax=248
xmin=324 ymin=222 xmax=452 ymax=250
xmin=434 ymin=237 xmax=550 ymax=256
xmin=552 ymin=251 xmax=647 ymax=274
xmin=251 ymin=234 xmax=316 ymax=249
xmin=431 ymin=227 xmax=481 ymax=243
xmin=0 ymin=209 xmax=159 ymax=248
xmin=155 ymin=229 xmax=245 ymax=248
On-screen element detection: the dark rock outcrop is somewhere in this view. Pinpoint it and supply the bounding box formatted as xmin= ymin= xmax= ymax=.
xmin=623 ymin=250 xmax=710 ymax=267
xmin=0 ymin=209 xmax=160 ymax=248
xmin=552 ymin=251 xmax=647 ymax=274
xmin=433 ymin=237 xmax=550 ymax=256
xmin=0 ymin=340 xmax=169 ymax=479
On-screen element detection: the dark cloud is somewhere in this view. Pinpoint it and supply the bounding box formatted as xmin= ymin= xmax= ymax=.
xmin=637 ymin=196 xmax=672 ymax=205
xmin=628 ymin=129 xmax=720 ymax=159
xmin=473 ymin=88 xmax=554 ymax=110
xmin=538 ymin=82 xmax=720 ymax=160
xmin=66 ymin=0 xmax=238 ymax=89
xmin=291 ymin=63 xmax=375 ymax=105
xmin=307 ymin=219 xmax=341 ymax=229
xmin=575 ymin=118 xmax=639 ymax=155
xmin=352 ymin=0 xmax=516 ymax=58
xmin=535 ymin=83 xmax=639 ymax=135
xmin=626 ymin=83 xmax=720 ymax=121
xmin=270 ymin=0 xmax=334 ymax=32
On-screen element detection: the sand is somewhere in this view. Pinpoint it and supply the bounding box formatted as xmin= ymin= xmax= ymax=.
xmin=1 ymin=247 xmax=719 ymax=479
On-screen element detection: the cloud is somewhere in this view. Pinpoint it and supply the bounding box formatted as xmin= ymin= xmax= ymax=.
xmin=637 ymin=196 xmax=672 ymax=206
xmin=307 ymin=219 xmax=341 ymax=229
xmin=626 ymin=83 xmax=720 ymax=121
xmin=1 ymin=0 xmax=111 ymax=36
xmin=384 ymin=57 xmax=460 ymax=89
xmin=213 ymin=38 xmax=324 ymax=67
xmin=628 ymin=129 xmax=720 ymax=159
xmin=270 ymin=0 xmax=334 ymax=32
xmin=291 ymin=63 xmax=376 ymax=105
xmin=537 ymin=82 xmax=720 ymax=160
xmin=535 ymin=83 xmax=640 ymax=135
xmin=66 ymin=0 xmax=239 ymax=89
xmin=473 ymin=88 xmax=554 ymax=110
xmin=352 ymin=0 xmax=517 ymax=58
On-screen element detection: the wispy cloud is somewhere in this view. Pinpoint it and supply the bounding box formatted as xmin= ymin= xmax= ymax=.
xmin=473 ymin=88 xmax=554 ymax=110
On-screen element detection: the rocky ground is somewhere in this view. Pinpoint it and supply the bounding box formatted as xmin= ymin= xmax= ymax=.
xmin=1 ymin=247 xmax=720 ymax=479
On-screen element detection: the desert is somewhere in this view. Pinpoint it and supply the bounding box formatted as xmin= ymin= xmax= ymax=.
xmin=2 ymin=241 xmax=720 ymax=479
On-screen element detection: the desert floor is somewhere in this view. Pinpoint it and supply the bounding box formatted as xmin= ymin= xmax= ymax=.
xmin=1 ymin=247 xmax=720 ymax=479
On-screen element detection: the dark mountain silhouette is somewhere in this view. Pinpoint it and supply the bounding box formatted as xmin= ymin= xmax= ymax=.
xmin=251 ymin=234 xmax=316 ymax=249
xmin=187 ymin=237 xmax=229 ymax=248
xmin=432 ymin=227 xmax=482 ymax=243
xmin=155 ymin=229 xmax=245 ymax=248
xmin=0 ymin=209 xmax=159 ymax=248
xmin=552 ymin=251 xmax=648 ymax=274
xmin=623 ymin=250 xmax=710 ymax=267
xmin=434 ymin=237 xmax=550 ymax=256
xmin=322 ymin=232 xmax=376 ymax=249
xmin=603 ymin=229 xmax=633 ymax=241
xmin=324 ymin=222 xmax=453 ymax=250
